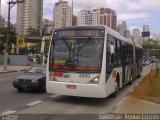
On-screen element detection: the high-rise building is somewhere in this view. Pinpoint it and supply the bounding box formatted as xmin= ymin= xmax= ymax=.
xmin=97 ymin=8 xmax=117 ymax=30
xmin=72 ymin=15 xmax=77 ymax=26
xmin=117 ymin=21 xmax=130 ymax=38
xmin=143 ymin=25 xmax=150 ymax=32
xmin=16 ymin=0 xmax=43 ymax=36
xmin=53 ymin=0 xmax=72 ymax=30
xmin=78 ymin=9 xmax=98 ymax=25
xmin=78 ymin=8 xmax=117 ymax=31
xmin=132 ymin=28 xmax=142 ymax=44
xmin=43 ymin=19 xmax=54 ymax=35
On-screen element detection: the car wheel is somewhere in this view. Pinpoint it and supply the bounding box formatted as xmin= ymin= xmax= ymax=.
xmin=17 ymin=88 xmax=23 ymax=92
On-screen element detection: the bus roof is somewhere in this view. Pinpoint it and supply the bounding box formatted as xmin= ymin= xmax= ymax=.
xmin=54 ymin=25 xmax=105 ymax=31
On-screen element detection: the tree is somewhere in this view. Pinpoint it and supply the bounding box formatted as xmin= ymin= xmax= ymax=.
xmin=0 ymin=28 xmax=16 ymax=53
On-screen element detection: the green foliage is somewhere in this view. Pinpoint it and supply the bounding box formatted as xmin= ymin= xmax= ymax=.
xmin=143 ymin=38 xmax=160 ymax=49
xmin=44 ymin=40 xmax=50 ymax=53
xmin=0 ymin=28 xmax=17 ymax=53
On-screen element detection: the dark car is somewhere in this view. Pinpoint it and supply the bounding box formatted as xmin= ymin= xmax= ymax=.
xmin=12 ymin=65 xmax=46 ymax=92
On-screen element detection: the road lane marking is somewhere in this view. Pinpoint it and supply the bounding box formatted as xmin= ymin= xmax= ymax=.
xmin=115 ymin=97 xmax=126 ymax=107
xmin=27 ymin=100 xmax=43 ymax=106
xmin=1 ymin=110 xmax=16 ymax=116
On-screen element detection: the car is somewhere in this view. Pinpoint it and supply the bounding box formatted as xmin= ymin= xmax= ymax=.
xmin=12 ymin=65 xmax=46 ymax=92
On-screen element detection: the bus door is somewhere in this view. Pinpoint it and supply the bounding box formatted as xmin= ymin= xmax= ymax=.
xmin=122 ymin=45 xmax=126 ymax=84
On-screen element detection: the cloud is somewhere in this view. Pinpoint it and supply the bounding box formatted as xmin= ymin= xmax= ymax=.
xmin=1 ymin=0 xmax=160 ymax=33
xmin=118 ymin=12 xmax=151 ymax=20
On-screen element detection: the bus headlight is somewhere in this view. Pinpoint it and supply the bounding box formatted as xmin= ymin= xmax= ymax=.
xmin=50 ymin=76 xmax=58 ymax=81
xmin=14 ymin=78 xmax=19 ymax=82
xmin=31 ymin=80 xmax=39 ymax=83
xmin=89 ymin=76 xmax=100 ymax=84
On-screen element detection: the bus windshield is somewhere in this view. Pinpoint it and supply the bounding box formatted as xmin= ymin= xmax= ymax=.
xmin=49 ymin=37 xmax=104 ymax=72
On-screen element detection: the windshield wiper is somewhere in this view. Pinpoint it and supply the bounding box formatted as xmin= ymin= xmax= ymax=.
xmin=75 ymin=37 xmax=92 ymax=61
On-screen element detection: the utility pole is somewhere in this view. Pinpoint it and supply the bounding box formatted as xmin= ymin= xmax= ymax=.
xmin=3 ymin=0 xmax=24 ymax=71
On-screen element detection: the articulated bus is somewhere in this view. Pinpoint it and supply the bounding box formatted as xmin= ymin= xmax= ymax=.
xmin=46 ymin=25 xmax=143 ymax=98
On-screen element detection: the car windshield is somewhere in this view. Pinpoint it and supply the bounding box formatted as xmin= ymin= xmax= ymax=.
xmin=49 ymin=37 xmax=104 ymax=72
xmin=27 ymin=66 xmax=46 ymax=74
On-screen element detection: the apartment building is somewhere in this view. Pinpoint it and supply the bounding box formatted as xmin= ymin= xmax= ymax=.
xmin=132 ymin=28 xmax=142 ymax=44
xmin=78 ymin=9 xmax=98 ymax=25
xmin=53 ymin=0 xmax=72 ymax=30
xmin=16 ymin=0 xmax=43 ymax=36
xmin=43 ymin=19 xmax=54 ymax=35
xmin=78 ymin=8 xmax=117 ymax=31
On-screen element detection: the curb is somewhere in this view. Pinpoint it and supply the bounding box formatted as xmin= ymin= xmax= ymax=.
xmin=0 ymin=70 xmax=25 ymax=74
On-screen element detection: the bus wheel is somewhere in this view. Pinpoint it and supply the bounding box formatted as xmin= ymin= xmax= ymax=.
xmin=137 ymin=74 xmax=141 ymax=78
xmin=128 ymin=76 xmax=133 ymax=85
xmin=111 ymin=82 xmax=118 ymax=98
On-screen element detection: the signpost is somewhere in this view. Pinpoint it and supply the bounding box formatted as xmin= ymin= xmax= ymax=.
xmin=16 ymin=37 xmax=25 ymax=47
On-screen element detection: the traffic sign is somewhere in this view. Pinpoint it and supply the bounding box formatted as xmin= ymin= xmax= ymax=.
xmin=142 ymin=32 xmax=150 ymax=37
xmin=16 ymin=37 xmax=25 ymax=47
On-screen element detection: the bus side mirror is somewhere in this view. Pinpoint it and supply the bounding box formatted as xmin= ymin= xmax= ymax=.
xmin=109 ymin=45 xmax=115 ymax=54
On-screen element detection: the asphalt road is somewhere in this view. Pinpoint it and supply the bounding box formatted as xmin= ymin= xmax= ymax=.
xmin=0 ymin=72 xmax=50 ymax=114
xmin=0 ymin=64 xmax=155 ymax=120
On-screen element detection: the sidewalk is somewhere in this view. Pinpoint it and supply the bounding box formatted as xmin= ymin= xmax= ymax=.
xmin=0 ymin=65 xmax=31 ymax=73
xmin=110 ymin=95 xmax=160 ymax=114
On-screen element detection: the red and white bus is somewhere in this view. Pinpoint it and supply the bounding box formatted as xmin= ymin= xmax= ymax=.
xmin=46 ymin=25 xmax=143 ymax=98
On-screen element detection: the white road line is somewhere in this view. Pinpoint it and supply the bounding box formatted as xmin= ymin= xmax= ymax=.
xmin=50 ymin=95 xmax=60 ymax=98
xmin=1 ymin=110 xmax=16 ymax=116
xmin=27 ymin=100 xmax=43 ymax=106
xmin=115 ymin=97 xmax=127 ymax=107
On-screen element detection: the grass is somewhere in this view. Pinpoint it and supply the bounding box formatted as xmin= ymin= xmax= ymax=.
xmin=148 ymin=74 xmax=160 ymax=97
xmin=131 ymin=69 xmax=160 ymax=104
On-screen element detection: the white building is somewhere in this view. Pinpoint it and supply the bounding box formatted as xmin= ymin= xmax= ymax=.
xmin=132 ymin=28 xmax=142 ymax=44
xmin=117 ymin=21 xmax=130 ymax=38
xmin=78 ymin=8 xmax=117 ymax=30
xmin=16 ymin=0 xmax=43 ymax=36
xmin=78 ymin=9 xmax=98 ymax=25
xmin=53 ymin=0 xmax=72 ymax=30
xmin=143 ymin=25 xmax=150 ymax=32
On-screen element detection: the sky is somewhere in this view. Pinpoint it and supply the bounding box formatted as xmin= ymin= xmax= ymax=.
xmin=1 ymin=0 xmax=160 ymax=35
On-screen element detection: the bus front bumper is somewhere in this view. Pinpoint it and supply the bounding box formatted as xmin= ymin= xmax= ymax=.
xmin=46 ymin=82 xmax=107 ymax=98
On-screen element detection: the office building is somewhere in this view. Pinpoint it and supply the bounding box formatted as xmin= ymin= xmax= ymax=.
xmin=53 ymin=0 xmax=72 ymax=29
xmin=117 ymin=21 xmax=130 ymax=38
xmin=16 ymin=0 xmax=43 ymax=36
xmin=78 ymin=9 xmax=98 ymax=25
xmin=78 ymin=8 xmax=117 ymax=30
xmin=97 ymin=8 xmax=117 ymax=30
xmin=132 ymin=28 xmax=142 ymax=44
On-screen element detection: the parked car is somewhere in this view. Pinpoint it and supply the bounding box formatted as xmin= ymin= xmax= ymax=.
xmin=12 ymin=65 xmax=46 ymax=92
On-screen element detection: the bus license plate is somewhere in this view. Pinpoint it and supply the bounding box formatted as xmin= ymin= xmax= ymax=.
xmin=66 ymin=85 xmax=76 ymax=89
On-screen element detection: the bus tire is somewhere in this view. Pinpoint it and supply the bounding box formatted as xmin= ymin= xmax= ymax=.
xmin=128 ymin=76 xmax=133 ymax=85
xmin=111 ymin=75 xmax=119 ymax=98
xmin=137 ymin=74 xmax=141 ymax=78
xmin=111 ymin=82 xmax=118 ymax=98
